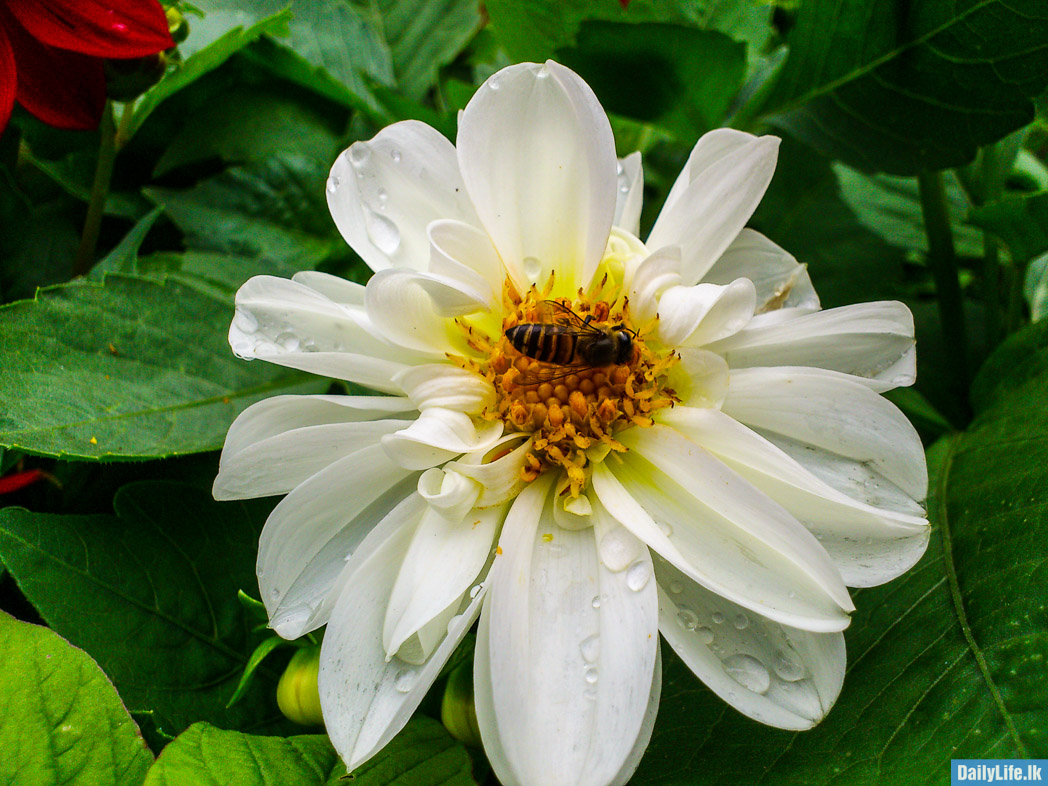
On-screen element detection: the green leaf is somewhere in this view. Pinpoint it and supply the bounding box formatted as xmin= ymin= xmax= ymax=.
xmin=89 ymin=206 xmax=165 ymax=280
xmin=634 ymin=320 xmax=1048 ymax=784
xmin=0 ymin=481 xmax=295 ymax=738
xmin=758 ymin=0 xmax=1048 ymax=174
xmin=0 ymin=611 xmax=153 ymax=786
xmin=0 ymin=274 xmax=322 ymax=461
xmin=969 ymin=191 xmax=1048 ymax=265
xmin=376 ymin=0 xmax=482 ymax=100
xmin=835 ymin=165 xmax=984 ymax=259
xmin=142 ymin=723 xmax=340 ymax=786
xmin=146 ymin=156 xmax=347 ymax=273
xmin=227 ymin=636 xmax=291 ymax=709
xmin=141 ymin=716 xmax=478 ymax=786
xmin=556 ymin=22 xmax=746 ymax=140
xmin=129 ymin=8 xmax=293 ymax=139
xmin=1025 ymin=252 xmax=1048 ymax=322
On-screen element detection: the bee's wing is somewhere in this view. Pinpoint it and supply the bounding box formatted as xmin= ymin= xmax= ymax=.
xmin=517 ymin=360 xmax=594 ymax=386
xmin=535 ymin=300 xmax=601 ymax=332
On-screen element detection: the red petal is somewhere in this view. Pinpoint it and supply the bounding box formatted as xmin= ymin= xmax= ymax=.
xmin=2 ymin=6 xmax=105 ymax=130
xmin=0 ymin=469 xmax=45 ymax=495
xmin=0 ymin=22 xmax=16 ymax=132
xmin=7 ymin=0 xmax=174 ymax=59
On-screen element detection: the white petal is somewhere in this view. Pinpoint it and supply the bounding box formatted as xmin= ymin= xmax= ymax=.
xmin=591 ymin=450 xmax=852 ymax=631
xmin=648 ymin=134 xmax=779 ymax=285
xmin=327 ymin=120 xmax=480 ymax=272
xmin=444 ymin=436 xmax=532 ymax=507
xmin=365 ymin=268 xmax=489 ymax=355
xmin=417 ymin=467 xmax=482 ymax=521
xmin=218 ymin=394 xmax=414 ymax=465
xmin=609 ymin=645 xmax=661 ymax=786
xmin=629 ymin=246 xmax=683 ymax=328
xmin=214 ymin=419 xmax=405 ymax=501
xmin=383 ymin=503 xmax=505 ymax=657
xmin=675 ymin=348 xmax=730 ymax=410
xmin=656 ymin=558 xmax=845 ymax=729
xmin=481 ymin=477 xmax=659 ymax=786
xmin=428 ymin=219 xmax=506 ymax=309
xmin=615 ymin=152 xmax=644 ymax=237
xmin=319 ymin=522 xmax=487 ymax=770
xmin=392 ymin=364 xmax=494 ymax=413
xmin=661 ymin=128 xmax=762 ymax=218
xmin=703 ymin=229 xmax=820 ymax=314
xmin=291 ymin=271 xmax=366 ymax=305
xmin=722 ymin=367 xmax=928 ymax=501
xmin=257 ymin=444 xmax=416 ymax=638
xmin=230 ymin=275 xmax=421 ymax=391
xmin=707 ymin=301 xmax=917 ymax=389
xmin=457 ymin=61 xmax=617 ymax=293
xmin=656 ymin=279 xmax=756 ymax=348
xmin=381 ymin=408 xmax=503 ymax=470
xmin=660 ymin=407 xmax=929 ymax=586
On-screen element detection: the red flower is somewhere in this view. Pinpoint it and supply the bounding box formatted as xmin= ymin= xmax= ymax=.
xmin=0 ymin=0 xmax=174 ymax=132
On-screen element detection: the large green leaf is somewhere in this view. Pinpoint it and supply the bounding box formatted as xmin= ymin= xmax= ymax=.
xmin=0 ymin=274 xmax=321 ymax=460
xmin=634 ymin=320 xmax=1048 ymax=784
xmin=969 ymin=191 xmax=1048 ymax=265
xmin=376 ymin=0 xmax=482 ymax=100
xmin=0 ymin=482 xmax=294 ymax=739
xmin=556 ymin=22 xmax=746 ymax=140
xmin=0 ymin=612 xmax=153 ymax=786
xmin=141 ymin=717 xmax=478 ymax=786
xmin=758 ymin=0 xmax=1048 ymax=174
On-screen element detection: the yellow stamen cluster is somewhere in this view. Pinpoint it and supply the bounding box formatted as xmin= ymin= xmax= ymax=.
xmin=457 ymin=275 xmax=678 ymax=497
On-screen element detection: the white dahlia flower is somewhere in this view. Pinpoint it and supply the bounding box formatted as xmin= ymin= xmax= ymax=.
xmin=215 ymin=61 xmax=929 ymax=786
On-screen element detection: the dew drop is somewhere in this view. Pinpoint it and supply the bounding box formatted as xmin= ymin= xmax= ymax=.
xmin=723 ymin=654 xmax=771 ymax=694
xmin=276 ymin=332 xmax=300 ymax=352
xmin=233 ymin=307 xmax=259 ymax=333
xmin=583 ymin=688 xmax=597 ymax=701
xmin=349 ymin=143 xmax=370 ymax=167
xmin=787 ymin=591 xmax=796 ymax=599
xmin=269 ymin=588 xmax=280 ymax=600
xmin=390 ymin=150 xmax=402 ymax=163
xmin=668 ymin=581 xmax=684 ymax=595
xmin=376 ymin=187 xmax=388 ymax=205
xmin=619 ymin=184 xmax=630 ymax=194
xmin=625 ymin=560 xmax=652 ymax=591
xmin=598 ymin=528 xmax=634 ymax=572
xmin=394 ymin=670 xmax=417 ymax=693
xmin=326 ymin=175 xmax=341 ymax=194
xmin=711 ymin=611 xmax=725 ymax=625
xmin=657 ymin=520 xmax=674 ymax=537
xmin=364 ymin=207 xmax=401 ymax=254
xmin=489 ymin=78 xmax=500 ymax=91
xmin=579 ymin=634 xmax=600 ymax=663
xmin=676 ymin=607 xmax=698 ymax=631
xmin=591 ymin=595 xmax=601 ymax=609
xmin=616 ymin=161 xmax=624 ymax=176
xmin=469 ymin=584 xmax=482 ymax=599
xmin=584 ymin=667 xmax=598 ymax=685
xmin=523 ymin=256 xmax=542 ymax=281
xmin=733 ymin=613 xmax=749 ymax=630
xmin=695 ymin=626 xmax=715 ymax=645
xmin=772 ymin=650 xmax=806 ymax=682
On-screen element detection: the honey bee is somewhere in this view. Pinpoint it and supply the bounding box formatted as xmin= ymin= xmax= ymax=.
xmin=505 ymin=301 xmax=635 ymax=383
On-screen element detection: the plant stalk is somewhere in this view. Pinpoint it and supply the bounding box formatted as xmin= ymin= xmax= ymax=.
xmin=918 ymin=169 xmax=969 ymax=395
xmin=979 ymin=143 xmax=1004 ymax=347
xmin=73 ymin=102 xmax=118 ymax=277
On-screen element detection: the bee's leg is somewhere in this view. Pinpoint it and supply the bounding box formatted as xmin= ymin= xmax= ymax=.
xmin=582 ymin=315 xmax=594 ymax=328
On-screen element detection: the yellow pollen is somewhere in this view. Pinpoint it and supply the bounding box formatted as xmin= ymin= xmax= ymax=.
xmin=457 ymin=276 xmax=679 ymax=497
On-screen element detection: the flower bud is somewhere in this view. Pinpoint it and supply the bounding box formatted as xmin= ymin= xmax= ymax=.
xmin=277 ymin=646 xmax=323 ymax=726
xmin=166 ymin=6 xmax=190 ymax=44
xmin=441 ymin=660 xmax=481 ymax=748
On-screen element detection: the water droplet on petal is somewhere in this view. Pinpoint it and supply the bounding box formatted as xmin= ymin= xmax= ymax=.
xmin=233 ymin=307 xmax=259 ymax=334
xmin=591 ymin=595 xmax=601 ymax=609
xmin=668 ymin=581 xmax=683 ymax=595
xmin=676 ymin=607 xmax=698 ymax=631
xmin=723 ymin=654 xmax=771 ymax=694
xmin=269 ymin=588 xmax=280 ymax=600
xmin=579 ymin=634 xmax=599 ymax=663
xmin=326 ymin=175 xmax=341 ymax=194
xmin=349 ymin=144 xmax=370 ymax=167
xmin=394 ymin=669 xmax=417 ymax=693
xmin=657 ymin=520 xmax=673 ymax=537
xmin=469 ymin=584 xmax=482 ymax=599
xmin=733 ymin=613 xmax=749 ymax=630
xmin=583 ymin=687 xmax=597 ymax=701
xmin=584 ymin=667 xmax=598 ymax=685
xmin=598 ymin=528 xmax=634 ymax=572
xmin=364 ymin=207 xmax=401 ymax=255
xmin=390 ymin=150 xmax=402 ymax=163
xmin=772 ymin=650 xmax=806 ymax=682
xmin=711 ymin=611 xmax=725 ymax=625
xmin=625 ymin=560 xmax=652 ymax=591
xmin=616 ymin=161 xmax=624 ymax=176
xmin=695 ymin=626 xmax=714 ymax=645
xmin=523 ymin=256 xmax=542 ymax=281
xmin=376 ymin=187 xmax=388 ymax=206
xmin=276 ymin=332 xmax=300 ymax=352
xmin=489 ymin=78 xmax=500 ymax=91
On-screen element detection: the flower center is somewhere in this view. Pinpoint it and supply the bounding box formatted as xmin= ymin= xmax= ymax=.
xmin=458 ymin=273 xmax=678 ymax=497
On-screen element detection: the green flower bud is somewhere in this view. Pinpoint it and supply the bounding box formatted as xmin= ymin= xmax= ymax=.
xmin=441 ymin=660 xmax=481 ymax=748
xmin=277 ymin=646 xmax=323 ymax=726
xmin=165 ymin=6 xmax=190 ymax=44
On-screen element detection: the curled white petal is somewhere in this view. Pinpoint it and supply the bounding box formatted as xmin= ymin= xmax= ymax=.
xmin=656 ymin=279 xmax=756 ymax=348
xmin=629 ymin=246 xmax=683 ymax=328
xmin=381 ymin=408 xmax=504 ymax=470
xmin=417 ymin=467 xmax=482 ymax=520
xmin=703 ymin=229 xmax=819 ymax=314
xmin=428 ymin=219 xmax=506 ymax=309
xmin=444 ymin=436 xmax=532 ymax=507
xmin=392 ymin=364 xmax=495 ymax=413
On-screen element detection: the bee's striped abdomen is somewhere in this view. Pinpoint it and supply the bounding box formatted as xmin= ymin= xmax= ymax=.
xmin=507 ymin=323 xmax=578 ymax=364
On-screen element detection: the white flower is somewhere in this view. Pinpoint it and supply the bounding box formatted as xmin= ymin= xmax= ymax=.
xmin=215 ymin=61 xmax=929 ymax=786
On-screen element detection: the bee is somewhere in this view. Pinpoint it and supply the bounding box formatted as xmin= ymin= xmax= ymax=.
xmin=505 ymin=301 xmax=635 ymax=383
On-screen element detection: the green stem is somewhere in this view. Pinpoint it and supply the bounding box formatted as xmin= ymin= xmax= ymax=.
xmin=73 ymin=102 xmax=118 ymax=277
xmin=918 ymin=169 xmax=969 ymax=395
xmin=979 ymin=143 xmax=1004 ymax=347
